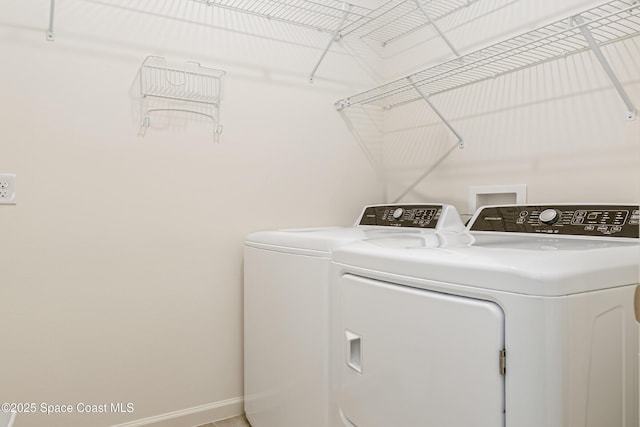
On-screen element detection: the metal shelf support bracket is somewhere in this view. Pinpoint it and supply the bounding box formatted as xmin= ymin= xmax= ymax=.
xmin=572 ymin=14 xmax=637 ymax=121
xmin=409 ymin=77 xmax=464 ymax=149
xmin=309 ymin=2 xmax=352 ymax=84
xmin=413 ymin=0 xmax=460 ymax=57
xmin=47 ymin=0 xmax=55 ymax=41
xmin=390 ymin=78 xmax=464 ymax=202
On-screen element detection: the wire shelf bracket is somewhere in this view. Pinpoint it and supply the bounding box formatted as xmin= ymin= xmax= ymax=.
xmin=387 ymin=77 xmax=464 ymax=203
xmin=572 ymin=13 xmax=637 ymax=120
xmin=409 ymin=77 xmax=464 ymax=149
xmin=413 ymin=0 xmax=461 ymax=57
xmin=47 ymin=0 xmax=55 ymax=41
xmin=309 ymin=3 xmax=352 ymax=83
xmin=139 ymin=56 xmax=226 ymax=142
xmin=391 ymin=140 xmax=460 ymax=203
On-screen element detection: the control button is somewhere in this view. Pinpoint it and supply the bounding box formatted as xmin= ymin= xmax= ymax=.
xmin=576 ymin=210 xmax=587 ymax=217
xmin=392 ymin=208 xmax=404 ymax=220
xmin=519 ymin=211 xmax=528 ymax=217
xmin=597 ymin=225 xmax=608 ymax=233
xmin=612 ymin=226 xmax=622 ymax=233
xmin=539 ymin=209 xmax=560 ymax=225
xmin=584 ymin=225 xmax=595 ymax=231
xmin=573 ymin=217 xmax=584 ymax=224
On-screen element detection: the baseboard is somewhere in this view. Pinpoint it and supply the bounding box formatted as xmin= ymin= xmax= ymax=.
xmin=110 ymin=397 xmax=244 ymax=427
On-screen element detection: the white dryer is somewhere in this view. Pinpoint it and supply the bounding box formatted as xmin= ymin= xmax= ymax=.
xmin=243 ymin=204 xmax=465 ymax=427
xmin=331 ymin=204 xmax=640 ymax=427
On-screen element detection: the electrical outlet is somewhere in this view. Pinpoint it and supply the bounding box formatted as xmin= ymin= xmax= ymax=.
xmin=0 ymin=174 xmax=16 ymax=204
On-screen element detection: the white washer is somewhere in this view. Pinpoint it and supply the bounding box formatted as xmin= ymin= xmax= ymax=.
xmin=331 ymin=203 xmax=640 ymax=427
xmin=243 ymin=204 xmax=465 ymax=427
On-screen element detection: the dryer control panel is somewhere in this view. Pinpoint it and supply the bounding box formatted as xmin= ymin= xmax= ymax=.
xmin=359 ymin=205 xmax=444 ymax=228
xmin=470 ymin=204 xmax=640 ymax=238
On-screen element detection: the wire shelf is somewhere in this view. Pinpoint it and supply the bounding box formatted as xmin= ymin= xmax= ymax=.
xmin=197 ymin=0 xmax=373 ymax=33
xmin=341 ymin=0 xmax=480 ymax=46
xmin=196 ymin=0 xmax=478 ymax=45
xmin=335 ymin=0 xmax=640 ymax=110
xmin=139 ymin=56 xmax=226 ymax=139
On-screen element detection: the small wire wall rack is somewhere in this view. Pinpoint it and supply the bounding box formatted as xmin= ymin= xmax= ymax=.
xmin=139 ymin=56 xmax=226 ymax=141
xmin=335 ymin=0 xmax=640 ymax=120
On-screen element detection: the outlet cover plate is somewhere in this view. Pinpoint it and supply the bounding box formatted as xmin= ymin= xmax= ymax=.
xmin=0 ymin=174 xmax=16 ymax=204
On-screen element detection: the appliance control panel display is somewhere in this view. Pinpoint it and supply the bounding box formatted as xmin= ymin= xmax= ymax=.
xmin=359 ymin=205 xmax=443 ymax=228
xmin=470 ymin=205 xmax=639 ymax=238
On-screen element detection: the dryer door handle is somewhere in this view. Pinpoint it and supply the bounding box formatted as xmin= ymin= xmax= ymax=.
xmin=345 ymin=330 xmax=363 ymax=374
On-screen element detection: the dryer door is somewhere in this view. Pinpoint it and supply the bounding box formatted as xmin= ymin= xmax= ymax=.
xmin=336 ymin=274 xmax=505 ymax=427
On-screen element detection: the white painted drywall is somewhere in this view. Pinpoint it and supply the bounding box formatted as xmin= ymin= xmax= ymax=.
xmin=0 ymin=1 xmax=382 ymax=426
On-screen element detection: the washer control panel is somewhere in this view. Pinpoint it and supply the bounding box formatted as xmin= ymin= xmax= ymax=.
xmin=359 ymin=205 xmax=443 ymax=228
xmin=470 ymin=205 xmax=640 ymax=238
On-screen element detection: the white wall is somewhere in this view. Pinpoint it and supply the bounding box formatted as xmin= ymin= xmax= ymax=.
xmin=0 ymin=1 xmax=381 ymax=426
xmin=366 ymin=0 xmax=640 ymax=215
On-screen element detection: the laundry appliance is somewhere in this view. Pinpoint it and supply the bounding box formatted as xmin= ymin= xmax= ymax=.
xmin=243 ymin=204 xmax=465 ymax=427
xmin=331 ymin=204 xmax=640 ymax=427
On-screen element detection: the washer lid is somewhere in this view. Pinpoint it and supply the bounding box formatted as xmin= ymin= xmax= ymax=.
xmin=245 ymin=203 xmax=464 ymax=254
xmin=332 ymin=232 xmax=640 ymax=296
xmin=245 ymin=227 xmax=388 ymax=255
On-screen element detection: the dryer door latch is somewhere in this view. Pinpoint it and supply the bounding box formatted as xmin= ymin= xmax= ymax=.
xmin=499 ymin=349 xmax=507 ymax=376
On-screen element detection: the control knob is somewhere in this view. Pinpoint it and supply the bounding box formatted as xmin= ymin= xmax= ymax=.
xmin=392 ymin=208 xmax=404 ymax=220
xmin=539 ymin=208 xmax=560 ymax=225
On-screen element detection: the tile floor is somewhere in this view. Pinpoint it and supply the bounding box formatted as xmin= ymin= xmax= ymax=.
xmin=197 ymin=414 xmax=251 ymax=427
